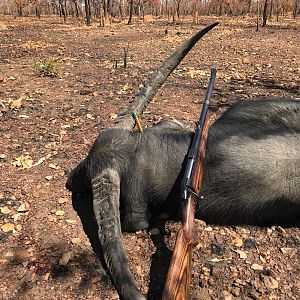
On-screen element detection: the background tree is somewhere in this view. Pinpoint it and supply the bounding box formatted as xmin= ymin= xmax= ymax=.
xmin=84 ymin=0 xmax=92 ymax=25
xmin=128 ymin=0 xmax=134 ymax=24
xmin=262 ymin=0 xmax=269 ymax=26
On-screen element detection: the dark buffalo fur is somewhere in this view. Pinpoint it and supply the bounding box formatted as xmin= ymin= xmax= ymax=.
xmin=67 ymin=98 xmax=299 ymax=300
xmin=68 ymin=98 xmax=300 ymax=231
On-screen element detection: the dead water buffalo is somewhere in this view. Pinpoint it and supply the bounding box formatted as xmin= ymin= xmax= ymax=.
xmin=66 ymin=23 xmax=300 ymax=300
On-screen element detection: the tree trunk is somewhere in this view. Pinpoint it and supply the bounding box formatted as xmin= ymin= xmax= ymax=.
xmin=17 ymin=5 xmax=23 ymax=17
xmin=176 ymin=0 xmax=181 ymax=19
xmin=73 ymin=0 xmax=80 ymax=18
xmin=59 ymin=0 xmax=67 ymax=22
xmin=269 ymin=0 xmax=273 ymax=19
xmin=128 ymin=0 xmax=134 ymax=25
xmin=293 ymin=0 xmax=300 ymax=18
xmin=246 ymin=0 xmax=252 ymax=14
xmin=84 ymin=0 xmax=92 ymax=25
xmin=256 ymin=0 xmax=259 ymax=31
xmin=35 ymin=6 xmax=41 ymax=18
xmin=103 ymin=0 xmax=109 ymax=22
xmin=262 ymin=0 xmax=269 ymax=27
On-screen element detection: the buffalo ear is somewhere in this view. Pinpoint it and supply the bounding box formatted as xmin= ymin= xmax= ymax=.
xmin=92 ymin=168 xmax=146 ymax=300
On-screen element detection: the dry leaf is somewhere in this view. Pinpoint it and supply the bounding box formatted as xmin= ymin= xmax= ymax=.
xmin=17 ymin=202 xmax=30 ymax=213
xmin=232 ymin=236 xmax=243 ymax=247
xmin=280 ymin=247 xmax=297 ymax=257
xmin=12 ymin=155 xmax=33 ymax=169
xmin=234 ymin=249 xmax=247 ymax=259
xmin=11 ymin=99 xmax=22 ymax=109
xmin=262 ymin=275 xmax=279 ymax=289
xmin=90 ymin=276 xmax=101 ymax=284
xmin=15 ymin=249 xmax=31 ymax=259
xmin=259 ymin=255 xmax=266 ymax=263
xmin=55 ymin=210 xmax=64 ymax=216
xmin=44 ymin=272 xmax=51 ymax=281
xmin=32 ymin=156 xmax=45 ymax=167
xmin=45 ymin=175 xmax=53 ymax=181
xmin=13 ymin=213 xmax=22 ymax=222
xmin=11 ymin=94 xmax=27 ymax=109
xmin=1 ymin=223 xmax=15 ymax=232
xmin=1 ymin=206 xmax=11 ymax=214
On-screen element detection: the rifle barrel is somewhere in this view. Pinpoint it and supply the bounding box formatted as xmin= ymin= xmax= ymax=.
xmin=162 ymin=68 xmax=217 ymax=300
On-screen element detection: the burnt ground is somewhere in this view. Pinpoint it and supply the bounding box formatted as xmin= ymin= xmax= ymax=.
xmin=0 ymin=15 xmax=299 ymax=300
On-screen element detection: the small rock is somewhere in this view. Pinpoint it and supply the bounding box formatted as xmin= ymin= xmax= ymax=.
xmin=71 ymin=237 xmax=81 ymax=245
xmin=59 ymin=251 xmax=73 ymax=266
xmin=251 ymin=263 xmax=264 ymax=271
xmin=49 ymin=163 xmax=60 ymax=170
xmin=192 ymin=288 xmax=212 ymax=300
xmin=242 ymin=58 xmax=251 ymax=64
xmin=79 ymin=89 xmax=93 ymax=95
xmin=48 ymin=215 xmax=56 ymax=222
xmin=232 ymin=287 xmax=240 ymax=297
xmin=58 ymin=197 xmax=68 ymax=204
xmin=65 ymin=219 xmax=77 ymax=224
xmin=195 ymin=219 xmax=206 ymax=227
xmin=205 ymin=226 xmax=213 ymax=232
xmin=0 ymin=154 xmax=7 ymax=160
xmin=110 ymin=113 xmax=118 ymax=120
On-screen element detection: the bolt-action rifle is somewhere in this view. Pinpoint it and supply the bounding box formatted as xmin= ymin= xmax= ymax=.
xmin=162 ymin=68 xmax=217 ymax=300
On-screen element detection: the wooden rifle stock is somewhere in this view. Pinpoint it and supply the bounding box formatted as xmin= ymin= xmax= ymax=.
xmin=161 ymin=117 xmax=210 ymax=300
xmin=162 ymin=68 xmax=216 ymax=300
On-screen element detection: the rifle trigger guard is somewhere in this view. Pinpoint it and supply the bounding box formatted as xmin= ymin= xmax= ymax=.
xmin=195 ymin=194 xmax=204 ymax=212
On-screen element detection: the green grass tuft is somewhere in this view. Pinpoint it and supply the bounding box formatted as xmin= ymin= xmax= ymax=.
xmin=33 ymin=58 xmax=59 ymax=77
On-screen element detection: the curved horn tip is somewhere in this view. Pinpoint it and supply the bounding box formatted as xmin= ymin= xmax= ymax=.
xmin=204 ymin=21 xmax=219 ymax=31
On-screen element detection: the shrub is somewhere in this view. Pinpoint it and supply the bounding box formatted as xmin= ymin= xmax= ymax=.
xmin=34 ymin=58 xmax=59 ymax=77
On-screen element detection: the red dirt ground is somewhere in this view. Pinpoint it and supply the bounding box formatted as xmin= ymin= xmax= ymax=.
xmin=0 ymin=15 xmax=299 ymax=300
